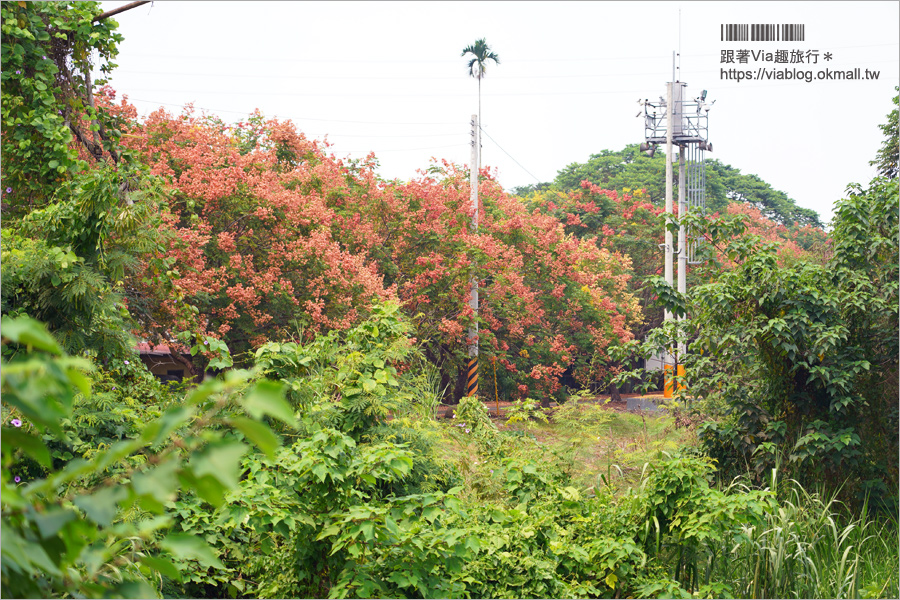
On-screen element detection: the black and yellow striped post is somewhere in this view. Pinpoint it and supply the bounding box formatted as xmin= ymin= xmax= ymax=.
xmin=466 ymin=356 xmax=478 ymax=397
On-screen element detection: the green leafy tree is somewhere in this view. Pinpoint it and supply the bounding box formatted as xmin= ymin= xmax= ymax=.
xmin=647 ymin=170 xmax=897 ymax=500
xmin=706 ymin=160 xmax=821 ymax=227
xmin=1 ymin=1 xmax=130 ymax=214
xmin=520 ymin=145 xmax=823 ymax=228
xmin=1 ymin=1 xmax=175 ymax=361
xmin=2 ymin=166 xmax=168 ymax=359
xmin=871 ymin=86 xmax=898 ymax=180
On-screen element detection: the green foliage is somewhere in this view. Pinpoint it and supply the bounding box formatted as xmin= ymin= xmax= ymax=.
xmin=504 ymin=397 xmax=549 ymax=428
xmin=871 ymin=87 xmax=898 ymax=180
xmin=1 ymin=230 xmax=134 ymax=359
xmin=705 ymin=160 xmax=821 ymax=227
xmin=365 ymin=419 xmax=463 ymax=496
xmin=168 ymin=427 xmax=473 ymax=599
xmin=461 ymin=38 xmax=500 ymax=80
xmin=1 ymin=1 xmax=128 ymax=212
xmin=191 ymin=335 xmax=234 ymax=370
xmin=254 ymin=300 xmax=415 ymax=438
xmin=703 ymin=480 xmax=899 ymax=599
xmin=552 ymin=390 xmax=612 ymax=432
xmin=450 ymin=394 xmax=503 ymax=456
xmin=6 ymin=319 xmax=893 ymax=600
xmin=635 ymin=158 xmax=898 ymax=502
xmin=1 ymin=316 xmax=293 ymax=598
xmin=518 ymin=144 xmax=822 ymax=227
xmin=2 ymin=166 xmax=167 ymax=359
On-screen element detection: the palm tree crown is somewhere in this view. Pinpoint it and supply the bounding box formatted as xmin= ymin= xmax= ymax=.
xmin=461 ymin=38 xmax=500 ymax=80
xmin=461 ymin=38 xmax=499 ymax=168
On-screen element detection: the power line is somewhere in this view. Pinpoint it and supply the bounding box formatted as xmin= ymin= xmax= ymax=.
xmin=116 ymin=43 xmax=898 ymax=65
xmin=338 ymin=143 xmax=468 ymax=154
xmin=122 ymin=87 xmax=691 ymax=98
xmin=478 ymin=126 xmax=542 ymax=184
xmin=128 ymin=98 xmax=462 ymax=125
xmin=313 ymin=132 xmax=466 ymax=139
xmin=114 ymin=69 xmax=732 ymax=81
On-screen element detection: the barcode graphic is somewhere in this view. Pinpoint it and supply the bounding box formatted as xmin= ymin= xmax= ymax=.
xmin=721 ymin=23 xmax=805 ymax=41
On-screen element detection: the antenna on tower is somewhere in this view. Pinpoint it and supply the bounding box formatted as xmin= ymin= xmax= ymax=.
xmin=678 ymin=9 xmax=682 ymax=81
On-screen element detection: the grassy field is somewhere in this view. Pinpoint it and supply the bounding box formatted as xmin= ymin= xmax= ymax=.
xmin=437 ymin=394 xmax=697 ymax=494
xmin=426 ymin=394 xmax=900 ymax=599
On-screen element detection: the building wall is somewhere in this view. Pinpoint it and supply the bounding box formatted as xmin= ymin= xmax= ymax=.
xmin=139 ymin=355 xmax=186 ymax=382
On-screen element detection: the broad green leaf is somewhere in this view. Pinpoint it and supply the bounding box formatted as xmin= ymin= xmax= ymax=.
xmin=139 ymin=554 xmax=182 ymax=583
xmin=178 ymin=471 xmax=228 ymax=509
xmin=73 ymin=486 xmax=128 ymax=527
xmin=359 ymin=520 xmax=374 ymax=541
xmin=141 ymin=406 xmax=194 ymax=447
xmin=229 ymin=416 xmax=281 ymax=458
xmin=240 ymin=380 xmax=295 ymax=427
xmin=131 ymin=460 xmax=180 ymax=508
xmin=20 ymin=534 xmax=63 ymax=576
xmin=208 ymin=354 xmax=233 ymax=370
xmin=0 ymin=316 xmax=61 ymax=354
xmin=33 ymin=508 xmax=76 ymax=539
xmin=65 ymin=367 xmax=91 ymax=399
xmin=189 ymin=440 xmax=248 ymax=490
xmin=160 ymin=534 xmax=225 ymax=570
xmin=384 ymin=514 xmax=399 ymax=537
xmin=605 ymin=572 xmax=618 ymax=589
xmin=184 ymin=378 xmax=222 ymax=406
xmin=1 ymin=427 xmax=51 ymax=468
xmin=112 ymin=580 xmax=159 ymax=599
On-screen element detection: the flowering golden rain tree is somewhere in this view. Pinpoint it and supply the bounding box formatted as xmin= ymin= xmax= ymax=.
xmin=106 ymin=95 xmax=641 ymax=399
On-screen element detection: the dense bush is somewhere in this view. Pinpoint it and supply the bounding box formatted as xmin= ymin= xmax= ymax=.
xmin=1 ymin=317 xmax=297 ymax=598
xmin=4 ymin=314 xmax=896 ymax=598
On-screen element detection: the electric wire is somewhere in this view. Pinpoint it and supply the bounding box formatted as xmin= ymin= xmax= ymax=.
xmin=128 ymin=98 xmax=462 ymax=125
xmin=478 ymin=126 xmax=542 ymax=184
xmin=117 ymin=43 xmax=898 ymax=65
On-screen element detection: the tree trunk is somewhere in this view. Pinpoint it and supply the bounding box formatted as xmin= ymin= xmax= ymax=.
xmin=452 ymin=368 xmax=467 ymax=404
xmin=608 ymin=382 xmax=622 ymax=403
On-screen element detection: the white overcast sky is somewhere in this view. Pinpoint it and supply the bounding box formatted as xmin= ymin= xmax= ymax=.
xmin=100 ymin=1 xmax=899 ymax=225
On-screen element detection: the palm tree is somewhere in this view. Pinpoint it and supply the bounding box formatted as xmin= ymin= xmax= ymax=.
xmin=461 ymin=38 xmax=500 ymax=156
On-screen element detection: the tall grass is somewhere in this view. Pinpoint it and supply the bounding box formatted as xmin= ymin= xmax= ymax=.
xmin=707 ymin=478 xmax=899 ymax=599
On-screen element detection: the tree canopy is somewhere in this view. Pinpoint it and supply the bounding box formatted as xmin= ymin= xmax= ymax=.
xmin=514 ymin=144 xmax=824 ymax=228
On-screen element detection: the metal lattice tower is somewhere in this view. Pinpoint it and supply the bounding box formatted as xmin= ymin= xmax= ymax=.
xmin=684 ymin=142 xmax=707 ymax=264
xmin=636 ymin=75 xmax=714 ymax=392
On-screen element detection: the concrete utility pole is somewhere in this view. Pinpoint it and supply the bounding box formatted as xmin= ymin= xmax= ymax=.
xmin=467 ymin=115 xmax=479 ymax=397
